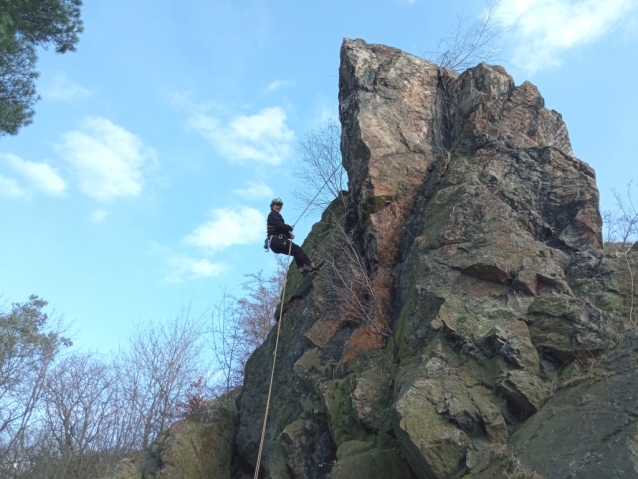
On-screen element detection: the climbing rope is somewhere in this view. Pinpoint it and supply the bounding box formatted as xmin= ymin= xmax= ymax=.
xmin=254 ymin=165 xmax=341 ymax=479
xmin=291 ymin=164 xmax=342 ymax=227
xmin=253 ymin=239 xmax=292 ymax=479
xmin=253 ymin=164 xmax=342 ymax=478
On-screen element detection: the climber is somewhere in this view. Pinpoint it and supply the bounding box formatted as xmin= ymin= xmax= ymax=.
xmin=267 ymin=197 xmax=320 ymax=275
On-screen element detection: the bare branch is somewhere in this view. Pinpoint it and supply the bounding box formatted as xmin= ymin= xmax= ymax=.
xmin=292 ymin=119 xmax=348 ymax=217
xmin=603 ymin=180 xmax=638 ymax=324
xmin=425 ymin=1 xmax=505 ymax=72
xmin=316 ymin=214 xmax=391 ymax=336
xmin=207 ymin=259 xmax=288 ymax=403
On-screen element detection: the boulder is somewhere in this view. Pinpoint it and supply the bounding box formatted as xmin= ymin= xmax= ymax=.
xmin=100 ymin=409 xmax=236 ymax=479
xmin=474 ymin=333 xmax=638 ymax=479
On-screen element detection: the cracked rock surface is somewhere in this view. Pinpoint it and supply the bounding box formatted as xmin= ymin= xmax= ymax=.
xmin=475 ymin=332 xmax=638 ymax=479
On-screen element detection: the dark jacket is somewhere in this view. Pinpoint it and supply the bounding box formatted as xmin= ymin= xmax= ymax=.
xmin=267 ymin=210 xmax=293 ymax=237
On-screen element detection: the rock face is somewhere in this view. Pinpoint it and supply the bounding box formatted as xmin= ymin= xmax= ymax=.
xmin=475 ymin=331 xmax=638 ymax=479
xmin=339 ymin=39 xmax=440 ymax=358
xmin=101 ymin=410 xmax=235 ymax=479
xmin=231 ymin=38 xmax=637 ymax=479
xmin=108 ymin=39 xmax=638 ymax=479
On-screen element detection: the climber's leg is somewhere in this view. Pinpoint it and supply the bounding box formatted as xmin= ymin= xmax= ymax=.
xmin=290 ymin=242 xmax=312 ymax=270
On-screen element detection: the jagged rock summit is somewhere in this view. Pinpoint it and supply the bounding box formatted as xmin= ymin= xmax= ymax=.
xmin=106 ymin=39 xmax=638 ymax=479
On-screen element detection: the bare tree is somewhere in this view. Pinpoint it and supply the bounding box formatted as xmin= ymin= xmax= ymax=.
xmin=235 ymin=256 xmax=288 ymax=356
xmin=602 ymin=209 xmax=617 ymax=246
xmin=175 ymin=376 xmax=208 ymax=417
xmin=0 ymin=296 xmax=70 ymax=476
xmin=425 ymin=1 xmax=504 ymax=72
xmin=18 ymin=352 xmax=132 ymax=479
xmin=41 ymin=353 xmax=117 ymax=454
xmin=208 ymin=258 xmax=288 ymax=400
xmin=317 ymin=214 xmax=389 ymax=335
xmin=603 ymin=181 xmax=638 ymax=324
xmin=0 ymin=262 xmax=295 ymax=477
xmin=293 ymin=119 xmax=348 ymax=217
xmin=0 ymin=298 xmax=224 ymax=478
xmin=118 ymin=311 xmax=208 ymax=448
xmin=607 ymin=182 xmax=638 ymax=248
xmin=208 ymin=289 xmax=245 ymax=400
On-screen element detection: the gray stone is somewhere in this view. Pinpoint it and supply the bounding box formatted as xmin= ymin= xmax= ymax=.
xmin=475 ymin=333 xmax=638 ymax=479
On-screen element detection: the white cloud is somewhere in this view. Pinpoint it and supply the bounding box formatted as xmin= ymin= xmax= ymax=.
xmin=498 ymin=0 xmax=637 ymax=71
xmin=0 ymin=174 xmax=28 ymax=198
xmin=1 ymin=153 xmax=66 ymax=195
xmin=166 ymin=90 xmax=218 ymax=114
xmin=41 ymin=73 xmax=92 ymax=101
xmin=57 ymin=117 xmax=157 ymax=201
xmin=89 ymin=209 xmax=110 ymax=223
xmin=264 ymin=79 xmax=295 ymax=92
xmin=150 ymin=242 xmax=227 ymax=283
xmin=233 ymin=181 xmax=273 ymax=199
xmin=187 ymin=107 xmax=294 ymax=165
xmin=165 ymin=255 xmax=226 ymax=283
xmin=184 ymin=207 xmax=266 ymax=252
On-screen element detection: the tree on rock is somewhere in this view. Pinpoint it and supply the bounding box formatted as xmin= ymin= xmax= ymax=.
xmin=425 ymin=0 xmax=504 ymax=72
xmin=0 ymin=0 xmax=83 ymax=136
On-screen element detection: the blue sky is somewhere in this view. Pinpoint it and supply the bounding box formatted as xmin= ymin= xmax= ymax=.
xmin=1 ymin=0 xmax=637 ymax=352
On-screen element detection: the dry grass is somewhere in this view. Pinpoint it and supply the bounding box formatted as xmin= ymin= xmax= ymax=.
xmin=504 ymin=457 xmax=544 ymax=479
xmin=316 ymin=214 xmax=391 ymax=336
xmin=487 ymin=442 xmax=508 ymax=460
xmin=487 ymin=444 xmax=544 ymax=479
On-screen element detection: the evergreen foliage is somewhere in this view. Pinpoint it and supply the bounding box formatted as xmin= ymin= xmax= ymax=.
xmin=0 ymin=0 xmax=83 ymax=136
xmin=0 ymin=295 xmax=71 ymax=476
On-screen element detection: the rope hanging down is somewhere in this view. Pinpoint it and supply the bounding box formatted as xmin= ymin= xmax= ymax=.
xmin=253 ymin=164 xmax=342 ymax=478
xmin=291 ymin=164 xmax=342 ymax=227
xmin=253 ymin=239 xmax=291 ymax=479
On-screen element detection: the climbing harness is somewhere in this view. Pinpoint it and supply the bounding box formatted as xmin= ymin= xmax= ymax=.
xmin=253 ymin=164 xmax=342 ymax=478
xmin=263 ymin=234 xmax=286 ymax=253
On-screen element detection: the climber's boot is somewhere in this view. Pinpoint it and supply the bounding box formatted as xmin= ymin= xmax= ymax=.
xmin=306 ymin=260 xmax=325 ymax=274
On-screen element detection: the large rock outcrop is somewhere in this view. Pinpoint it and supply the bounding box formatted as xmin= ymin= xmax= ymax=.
xmin=231 ymin=38 xmax=637 ymax=479
xmin=106 ymin=39 xmax=638 ymax=479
